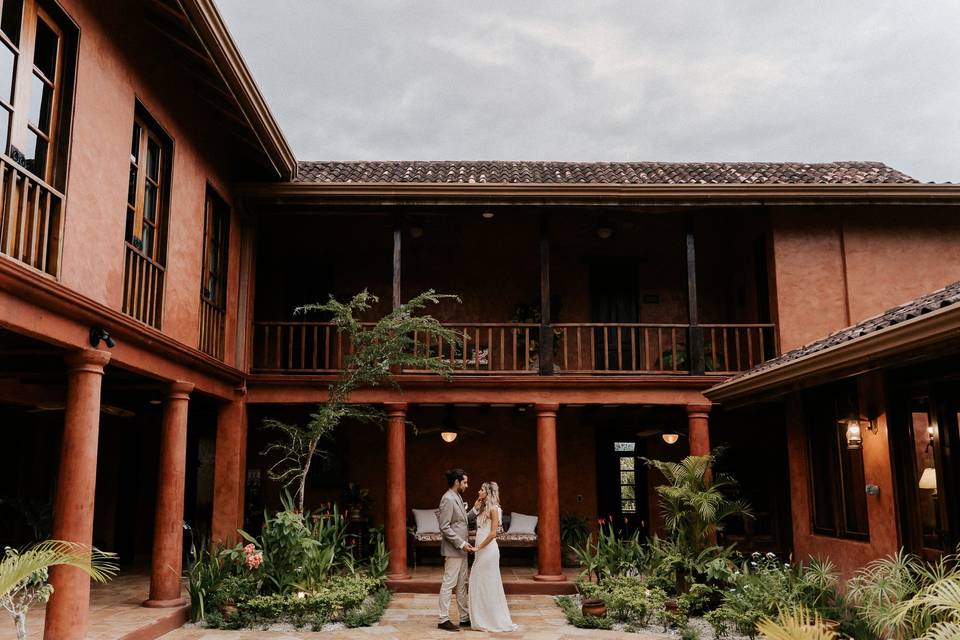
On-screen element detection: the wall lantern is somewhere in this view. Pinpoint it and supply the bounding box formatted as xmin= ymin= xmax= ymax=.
xmin=440 ymin=431 xmax=458 ymax=443
xmin=481 ymin=211 xmax=495 ymax=219
xmin=918 ymin=467 xmax=938 ymax=494
xmin=839 ymin=416 xmax=877 ymax=450
xmin=661 ymin=432 xmax=680 ymax=445
xmin=596 ymin=224 xmax=613 ymax=239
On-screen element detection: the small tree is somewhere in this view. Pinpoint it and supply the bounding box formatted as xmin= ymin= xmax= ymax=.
xmin=264 ymin=289 xmax=461 ymax=513
xmin=0 ymin=541 xmax=118 ymax=640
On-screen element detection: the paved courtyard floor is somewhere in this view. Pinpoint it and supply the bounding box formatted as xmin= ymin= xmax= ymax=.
xmin=159 ymin=593 xmax=667 ymax=640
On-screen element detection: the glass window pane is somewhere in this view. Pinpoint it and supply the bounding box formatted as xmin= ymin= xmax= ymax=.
xmin=614 ymin=442 xmax=636 ymax=452
xmin=22 ymin=127 xmax=45 ymax=175
xmin=619 ymin=471 xmax=634 ymax=485
xmin=127 ymin=164 xmax=137 ymax=206
xmin=619 ymin=457 xmax=635 ymax=471
xmin=131 ymin=123 xmax=140 ymax=161
xmin=620 ymin=485 xmax=635 ymax=500
xmin=142 ymin=224 xmax=154 ymax=259
xmin=911 ymin=399 xmax=946 ymax=550
xmin=143 ymin=182 xmax=157 ymax=222
xmin=125 ymin=206 xmax=134 ymax=244
xmin=29 ymin=73 xmax=52 ymax=131
xmin=32 ymin=18 xmax=57 ymax=79
xmin=146 ymin=138 xmax=160 ymax=181
xmin=621 ymin=500 xmax=636 ymax=513
xmin=0 ymin=105 xmax=9 ymax=151
xmin=1 ymin=0 xmax=22 ymax=45
xmin=0 ymin=42 xmax=15 ymax=103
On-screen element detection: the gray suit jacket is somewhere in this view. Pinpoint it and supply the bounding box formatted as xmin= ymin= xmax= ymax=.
xmin=437 ymin=489 xmax=477 ymax=557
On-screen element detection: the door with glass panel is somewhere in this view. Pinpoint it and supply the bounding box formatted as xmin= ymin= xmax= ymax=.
xmin=893 ymin=391 xmax=960 ymax=559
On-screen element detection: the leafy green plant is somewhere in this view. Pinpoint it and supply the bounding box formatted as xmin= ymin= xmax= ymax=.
xmin=756 ymin=608 xmax=839 ymax=640
xmin=366 ymin=529 xmax=389 ymax=584
xmin=344 ymin=588 xmax=391 ymax=628
xmin=0 ymin=541 xmax=117 ymax=640
xmin=560 ymin=513 xmax=590 ymax=553
xmin=555 ymin=595 xmax=614 ymax=630
xmin=265 ymin=290 xmax=462 ymax=512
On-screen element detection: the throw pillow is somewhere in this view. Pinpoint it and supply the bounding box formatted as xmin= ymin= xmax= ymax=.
xmin=412 ymin=508 xmax=441 ymax=533
xmin=508 ymin=511 xmax=538 ymax=534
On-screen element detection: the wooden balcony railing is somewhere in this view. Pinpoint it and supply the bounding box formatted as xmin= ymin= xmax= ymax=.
xmin=252 ymin=320 xmax=777 ymax=375
xmin=122 ymin=243 xmax=164 ymax=328
xmin=0 ymin=155 xmax=64 ymax=276
xmin=199 ymin=298 xmax=226 ymax=360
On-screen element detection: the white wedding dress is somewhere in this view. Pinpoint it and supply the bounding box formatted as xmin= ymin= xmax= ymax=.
xmin=468 ymin=507 xmax=518 ymax=632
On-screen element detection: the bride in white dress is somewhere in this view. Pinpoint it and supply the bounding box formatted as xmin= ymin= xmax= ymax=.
xmin=468 ymin=482 xmax=518 ymax=633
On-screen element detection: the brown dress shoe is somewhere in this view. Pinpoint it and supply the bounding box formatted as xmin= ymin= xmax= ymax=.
xmin=437 ymin=620 xmax=460 ymax=632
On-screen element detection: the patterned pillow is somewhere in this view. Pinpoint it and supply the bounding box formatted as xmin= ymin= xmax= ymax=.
xmin=412 ymin=508 xmax=440 ymax=533
xmin=507 ymin=511 xmax=538 ymax=534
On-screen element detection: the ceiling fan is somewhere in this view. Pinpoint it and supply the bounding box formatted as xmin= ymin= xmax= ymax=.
xmin=29 ymin=402 xmax=136 ymax=418
xmin=416 ymin=406 xmax=486 ymax=443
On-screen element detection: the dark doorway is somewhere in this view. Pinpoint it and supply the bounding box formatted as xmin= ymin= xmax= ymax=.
xmin=590 ymin=259 xmax=639 ymax=370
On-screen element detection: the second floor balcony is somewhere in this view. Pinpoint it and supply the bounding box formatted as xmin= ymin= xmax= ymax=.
xmin=250 ymin=209 xmax=779 ymax=378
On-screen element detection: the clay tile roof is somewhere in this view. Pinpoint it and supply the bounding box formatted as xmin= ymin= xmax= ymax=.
xmin=726 ymin=280 xmax=960 ymax=383
xmin=294 ymin=161 xmax=917 ymax=185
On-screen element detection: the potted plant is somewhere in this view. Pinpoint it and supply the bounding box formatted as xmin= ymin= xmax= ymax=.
xmin=344 ymin=483 xmax=371 ymax=520
xmin=560 ymin=513 xmax=589 ymax=568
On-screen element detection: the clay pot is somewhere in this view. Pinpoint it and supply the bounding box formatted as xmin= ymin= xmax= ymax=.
xmin=581 ymin=598 xmax=607 ymax=617
xmin=220 ymin=603 xmax=239 ymax=618
xmin=665 ymin=598 xmax=679 ymax=613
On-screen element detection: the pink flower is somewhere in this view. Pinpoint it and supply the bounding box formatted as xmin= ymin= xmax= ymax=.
xmin=245 ymin=552 xmax=262 ymax=569
xmin=243 ymin=543 xmax=256 ymax=554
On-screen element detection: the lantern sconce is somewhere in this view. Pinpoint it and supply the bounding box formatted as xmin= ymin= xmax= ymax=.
xmin=840 ymin=416 xmax=878 ymax=450
xmin=661 ymin=432 xmax=680 ymax=445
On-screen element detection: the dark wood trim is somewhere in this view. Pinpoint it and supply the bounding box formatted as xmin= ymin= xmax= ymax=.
xmin=539 ymin=214 xmax=552 ymax=375
xmin=392 ymin=219 xmax=401 ymax=310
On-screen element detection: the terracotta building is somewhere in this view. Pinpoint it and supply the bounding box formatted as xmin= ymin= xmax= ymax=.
xmin=0 ymin=1 xmax=959 ymax=638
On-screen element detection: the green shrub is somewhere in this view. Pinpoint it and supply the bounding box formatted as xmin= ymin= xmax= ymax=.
xmin=344 ymin=588 xmax=391 ymax=628
xmin=555 ymin=595 xmax=614 ymax=630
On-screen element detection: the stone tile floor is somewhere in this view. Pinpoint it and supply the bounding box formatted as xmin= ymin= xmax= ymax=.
xmin=0 ymin=572 xmax=187 ymax=640
xmin=159 ymin=593 xmax=668 ymax=640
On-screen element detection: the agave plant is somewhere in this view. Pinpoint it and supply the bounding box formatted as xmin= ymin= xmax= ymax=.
xmin=0 ymin=540 xmax=118 ymax=640
xmin=756 ymin=608 xmax=838 ymax=640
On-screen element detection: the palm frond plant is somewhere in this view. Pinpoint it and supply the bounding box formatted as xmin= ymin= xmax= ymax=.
xmin=756 ymin=608 xmax=838 ymax=640
xmin=0 ymin=540 xmax=118 ymax=640
xmin=887 ymin=556 xmax=960 ymax=640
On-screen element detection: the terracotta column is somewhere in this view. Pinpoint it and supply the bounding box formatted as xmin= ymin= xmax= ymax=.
xmin=44 ymin=349 xmax=111 ymax=640
xmin=686 ymin=404 xmax=712 ymax=457
xmin=385 ymin=402 xmax=410 ymax=580
xmin=534 ymin=403 xmax=565 ymax=581
xmin=211 ymin=391 xmax=246 ymax=545
xmin=144 ymin=381 xmax=194 ymax=608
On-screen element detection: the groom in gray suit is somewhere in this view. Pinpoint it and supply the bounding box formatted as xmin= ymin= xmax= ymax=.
xmin=437 ymin=468 xmax=480 ymax=632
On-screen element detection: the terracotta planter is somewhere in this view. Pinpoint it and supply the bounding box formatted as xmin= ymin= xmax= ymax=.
xmin=665 ymin=598 xmax=679 ymax=613
xmin=219 ymin=603 xmax=239 ymax=618
xmin=581 ymin=598 xmax=607 ymax=617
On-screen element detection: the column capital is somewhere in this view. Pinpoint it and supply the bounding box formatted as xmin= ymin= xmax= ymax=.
xmin=686 ymin=403 xmax=712 ymax=418
xmin=534 ymin=403 xmax=559 ymax=415
xmin=65 ymin=348 xmax=111 ymax=374
xmin=384 ymin=402 xmax=408 ymax=417
xmin=166 ymin=380 xmax=194 ymax=400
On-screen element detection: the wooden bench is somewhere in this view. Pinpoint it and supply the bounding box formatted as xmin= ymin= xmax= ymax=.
xmin=410 ymin=512 xmax=538 ymax=568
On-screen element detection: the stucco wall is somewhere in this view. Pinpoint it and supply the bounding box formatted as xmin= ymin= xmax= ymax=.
xmin=46 ymin=0 xmax=243 ymax=364
xmin=771 ymin=206 xmax=960 ymax=352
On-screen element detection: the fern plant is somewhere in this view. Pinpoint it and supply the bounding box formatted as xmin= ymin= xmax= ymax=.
xmin=756 ymin=608 xmax=838 ymax=640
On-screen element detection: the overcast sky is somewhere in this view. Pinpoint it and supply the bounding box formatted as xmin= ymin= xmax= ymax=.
xmin=219 ymin=1 xmax=960 ymax=182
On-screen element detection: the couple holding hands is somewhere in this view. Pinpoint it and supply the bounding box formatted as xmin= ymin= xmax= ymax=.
xmin=436 ymin=468 xmax=517 ymax=633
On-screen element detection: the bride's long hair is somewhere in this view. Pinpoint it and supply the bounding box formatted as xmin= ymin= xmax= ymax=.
xmin=479 ymin=481 xmax=501 ymax=525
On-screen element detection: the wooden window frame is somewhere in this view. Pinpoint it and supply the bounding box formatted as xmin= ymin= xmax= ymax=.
xmin=201 ymin=185 xmax=229 ymax=310
xmin=804 ymin=381 xmax=870 ymax=541
xmin=0 ymin=0 xmax=75 ymax=186
xmin=125 ymin=107 xmax=171 ymax=265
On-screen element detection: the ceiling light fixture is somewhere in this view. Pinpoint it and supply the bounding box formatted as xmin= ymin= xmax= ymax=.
xmin=661 ymin=433 xmax=680 ymax=445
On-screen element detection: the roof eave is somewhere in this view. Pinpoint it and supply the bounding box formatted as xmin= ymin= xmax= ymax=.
xmin=705 ymin=303 xmax=960 ymax=403
xmin=178 ymin=0 xmax=297 ymax=180
xmin=236 ymin=181 xmax=960 ymax=206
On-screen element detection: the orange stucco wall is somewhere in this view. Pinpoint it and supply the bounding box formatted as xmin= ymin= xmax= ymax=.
xmin=25 ymin=0 xmax=244 ymax=367
xmin=784 ymin=373 xmax=899 ymax=579
xmin=771 ymin=206 xmax=960 ymax=352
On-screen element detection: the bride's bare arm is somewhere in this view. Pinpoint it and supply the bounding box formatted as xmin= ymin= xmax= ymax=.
xmin=477 ymin=509 xmax=499 ymax=550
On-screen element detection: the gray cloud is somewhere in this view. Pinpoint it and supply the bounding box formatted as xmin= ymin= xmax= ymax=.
xmin=220 ymin=0 xmax=960 ymax=182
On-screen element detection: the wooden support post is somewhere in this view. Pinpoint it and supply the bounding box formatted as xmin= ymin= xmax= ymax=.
xmin=44 ymin=349 xmax=111 ymax=640
xmin=393 ymin=220 xmax=402 ymax=311
xmin=385 ymin=403 xmax=410 ymax=580
xmin=686 ymin=229 xmax=705 ymax=374
xmin=212 ymin=390 xmax=247 ymax=545
xmin=539 ymin=216 xmax=553 ymax=375
xmin=687 ymin=403 xmax=712 ymax=457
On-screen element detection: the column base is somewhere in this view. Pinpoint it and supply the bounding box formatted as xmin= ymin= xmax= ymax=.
xmin=533 ymin=573 xmax=566 ymax=582
xmin=387 ymin=572 xmax=411 ymax=581
xmin=143 ymin=597 xmax=188 ymax=608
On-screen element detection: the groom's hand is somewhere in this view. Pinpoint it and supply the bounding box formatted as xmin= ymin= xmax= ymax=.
xmin=463 ymin=544 xmax=476 ymax=553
